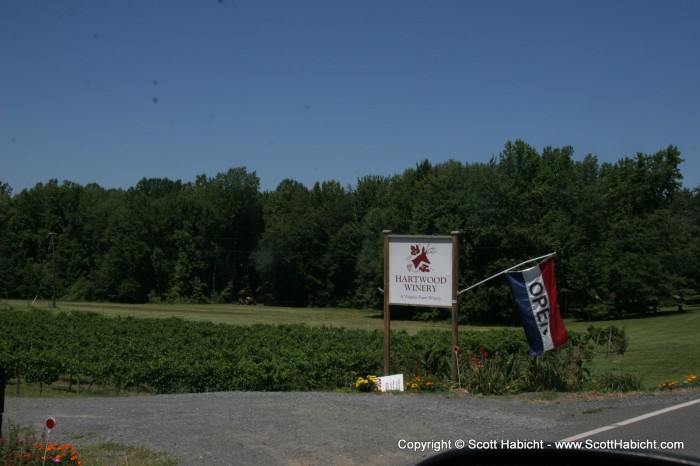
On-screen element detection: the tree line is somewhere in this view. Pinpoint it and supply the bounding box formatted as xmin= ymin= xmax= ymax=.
xmin=1 ymin=140 xmax=697 ymax=323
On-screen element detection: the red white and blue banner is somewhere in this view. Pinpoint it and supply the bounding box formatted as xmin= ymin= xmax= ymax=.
xmin=506 ymin=257 xmax=567 ymax=355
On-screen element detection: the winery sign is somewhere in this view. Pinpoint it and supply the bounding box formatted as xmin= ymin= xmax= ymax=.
xmin=382 ymin=232 xmax=460 ymax=380
xmin=387 ymin=235 xmax=454 ymax=308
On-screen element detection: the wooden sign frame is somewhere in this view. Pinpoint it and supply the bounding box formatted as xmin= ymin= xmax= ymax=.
xmin=383 ymin=231 xmax=460 ymax=381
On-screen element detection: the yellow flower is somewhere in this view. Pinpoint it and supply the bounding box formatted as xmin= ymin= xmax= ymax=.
xmin=659 ymin=380 xmax=680 ymax=390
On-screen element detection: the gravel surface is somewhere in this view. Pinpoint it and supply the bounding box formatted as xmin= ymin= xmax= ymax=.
xmin=4 ymin=390 xmax=699 ymax=465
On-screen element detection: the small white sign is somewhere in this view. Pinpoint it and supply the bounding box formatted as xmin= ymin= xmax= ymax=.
xmin=377 ymin=374 xmax=404 ymax=392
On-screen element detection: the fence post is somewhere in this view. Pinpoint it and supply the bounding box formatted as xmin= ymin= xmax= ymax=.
xmin=0 ymin=364 xmax=6 ymax=437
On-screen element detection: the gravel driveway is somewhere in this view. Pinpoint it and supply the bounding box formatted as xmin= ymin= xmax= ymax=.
xmin=5 ymin=390 xmax=699 ymax=465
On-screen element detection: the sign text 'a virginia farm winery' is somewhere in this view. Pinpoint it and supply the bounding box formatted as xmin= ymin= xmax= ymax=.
xmin=388 ymin=236 xmax=453 ymax=308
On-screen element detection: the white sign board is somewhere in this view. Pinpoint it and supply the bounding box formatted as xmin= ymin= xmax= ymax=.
xmin=377 ymin=374 xmax=404 ymax=392
xmin=388 ymin=236 xmax=453 ymax=308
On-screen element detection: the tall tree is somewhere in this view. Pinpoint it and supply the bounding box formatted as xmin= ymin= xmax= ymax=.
xmin=253 ymin=180 xmax=316 ymax=306
xmin=195 ymin=168 xmax=263 ymax=302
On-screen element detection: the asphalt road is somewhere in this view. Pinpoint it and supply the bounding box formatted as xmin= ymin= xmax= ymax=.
xmin=557 ymin=396 xmax=700 ymax=457
xmin=4 ymin=389 xmax=700 ymax=465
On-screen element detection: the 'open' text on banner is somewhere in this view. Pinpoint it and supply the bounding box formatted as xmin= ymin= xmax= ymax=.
xmin=506 ymin=257 xmax=567 ymax=355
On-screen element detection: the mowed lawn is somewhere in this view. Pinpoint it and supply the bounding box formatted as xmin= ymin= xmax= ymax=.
xmin=4 ymin=299 xmax=699 ymax=387
xmin=565 ymin=306 xmax=700 ymax=387
xmin=3 ymin=299 xmax=460 ymax=332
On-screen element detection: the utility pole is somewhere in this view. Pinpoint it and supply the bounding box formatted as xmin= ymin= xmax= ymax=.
xmin=48 ymin=232 xmax=56 ymax=308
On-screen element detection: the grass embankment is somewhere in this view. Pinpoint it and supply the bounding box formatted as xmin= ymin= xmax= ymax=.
xmin=77 ymin=443 xmax=178 ymax=466
xmin=2 ymin=299 xmax=698 ymax=388
xmin=0 ymin=422 xmax=178 ymax=466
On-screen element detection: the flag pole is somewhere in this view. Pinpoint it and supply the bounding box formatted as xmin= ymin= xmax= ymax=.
xmin=458 ymin=252 xmax=555 ymax=295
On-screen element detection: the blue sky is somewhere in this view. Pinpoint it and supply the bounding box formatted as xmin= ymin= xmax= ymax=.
xmin=2 ymin=0 xmax=699 ymax=193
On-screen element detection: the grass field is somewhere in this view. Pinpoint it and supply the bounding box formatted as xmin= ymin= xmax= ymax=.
xmin=2 ymin=299 xmax=464 ymax=332
xmin=3 ymin=299 xmax=698 ymax=388
xmin=564 ymin=306 xmax=700 ymax=387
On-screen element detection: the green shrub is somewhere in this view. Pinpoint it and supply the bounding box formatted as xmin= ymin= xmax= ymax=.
xmin=519 ymin=347 xmax=591 ymax=392
xmin=0 ymin=309 xmax=637 ymax=395
xmin=585 ymin=325 xmax=628 ymax=354
xmin=594 ymin=372 xmax=644 ymax=392
xmin=458 ymin=347 xmax=520 ymax=395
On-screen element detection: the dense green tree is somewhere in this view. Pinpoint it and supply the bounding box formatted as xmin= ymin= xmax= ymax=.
xmin=590 ymin=146 xmax=685 ymax=316
xmin=0 ymin=182 xmax=13 ymax=299
xmin=193 ymin=168 xmax=263 ymax=302
xmin=309 ymin=181 xmax=355 ymax=306
xmin=253 ymin=180 xmax=316 ymax=305
xmin=350 ymin=175 xmax=395 ymax=309
xmin=0 ymin=145 xmax=696 ymax=322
